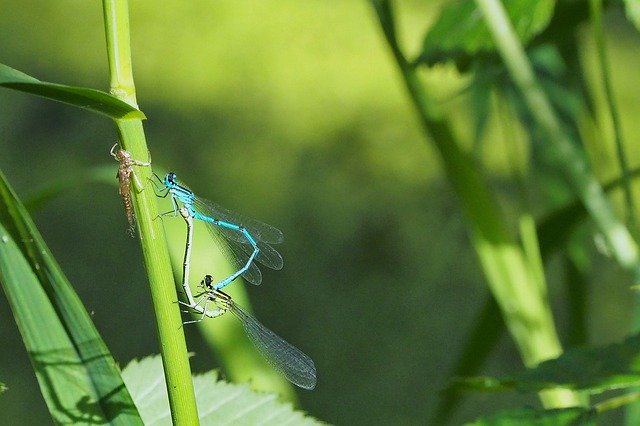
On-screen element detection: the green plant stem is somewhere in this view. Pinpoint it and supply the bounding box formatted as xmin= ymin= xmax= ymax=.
xmin=474 ymin=0 xmax=640 ymax=280
xmin=589 ymin=0 xmax=636 ymax=231
xmin=370 ymin=0 xmax=581 ymax=409
xmin=102 ymin=1 xmax=200 ymax=424
xmin=595 ymin=392 xmax=640 ymax=414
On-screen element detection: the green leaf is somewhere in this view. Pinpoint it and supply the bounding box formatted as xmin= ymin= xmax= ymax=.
xmin=418 ymin=0 xmax=555 ymax=67
xmin=467 ymin=406 xmax=596 ymax=425
xmin=0 ymin=63 xmax=145 ymax=120
xmin=455 ymin=332 xmax=640 ymax=395
xmin=0 ymin=382 xmax=6 ymax=394
xmin=537 ymin=167 xmax=640 ymax=260
xmin=0 ymin=169 xmax=142 ymax=424
xmin=625 ymin=0 xmax=640 ymax=31
xmin=122 ymin=355 xmax=323 ymax=425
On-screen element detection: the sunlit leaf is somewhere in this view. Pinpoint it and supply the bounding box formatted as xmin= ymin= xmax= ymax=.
xmin=0 ymin=169 xmax=142 ymax=424
xmin=625 ymin=0 xmax=640 ymax=31
xmin=418 ymin=0 xmax=555 ymax=67
xmin=122 ymin=355 xmax=322 ymax=425
xmin=0 ymin=63 xmax=145 ymax=120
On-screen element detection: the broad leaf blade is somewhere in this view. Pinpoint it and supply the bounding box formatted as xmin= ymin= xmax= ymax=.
xmin=0 ymin=63 xmax=145 ymax=120
xmin=0 ymin=169 xmax=142 ymax=424
xmin=122 ymin=355 xmax=323 ymax=425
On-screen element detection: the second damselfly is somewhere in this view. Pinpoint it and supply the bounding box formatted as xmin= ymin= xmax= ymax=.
xmin=153 ymin=172 xmax=283 ymax=290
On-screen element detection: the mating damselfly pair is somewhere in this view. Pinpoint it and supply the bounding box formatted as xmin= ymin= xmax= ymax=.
xmin=111 ymin=144 xmax=317 ymax=390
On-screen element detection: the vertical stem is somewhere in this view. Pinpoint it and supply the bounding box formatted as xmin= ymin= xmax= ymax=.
xmin=103 ymin=0 xmax=137 ymax=105
xmin=589 ymin=0 xmax=636 ymax=231
xmin=370 ymin=0 xmax=582 ymax=409
xmin=102 ymin=1 xmax=200 ymax=424
xmin=474 ymin=0 xmax=640 ymax=279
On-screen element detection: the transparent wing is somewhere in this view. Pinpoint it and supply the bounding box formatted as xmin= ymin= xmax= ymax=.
xmin=194 ymin=196 xmax=284 ymax=244
xmin=229 ymin=302 xmax=317 ymax=390
xmin=201 ymin=219 xmax=282 ymax=277
xmin=194 ymin=197 xmax=284 ymax=271
xmin=237 ymin=239 xmax=283 ymax=271
xmin=182 ymin=193 xmax=283 ymax=285
xmin=205 ymin=225 xmax=263 ymax=286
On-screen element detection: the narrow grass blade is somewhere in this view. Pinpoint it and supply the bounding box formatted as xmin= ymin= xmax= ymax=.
xmin=0 ymin=169 xmax=142 ymax=424
xmin=0 ymin=63 xmax=145 ymax=120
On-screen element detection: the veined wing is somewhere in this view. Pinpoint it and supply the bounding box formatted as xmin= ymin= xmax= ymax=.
xmin=205 ymin=225 xmax=263 ymax=286
xmin=238 ymin=239 xmax=283 ymax=271
xmin=194 ymin=196 xmax=284 ymax=244
xmin=228 ymin=301 xmax=317 ymax=390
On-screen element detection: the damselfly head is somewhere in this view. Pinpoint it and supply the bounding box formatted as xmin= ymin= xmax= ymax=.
xmin=165 ymin=172 xmax=177 ymax=185
xmin=202 ymin=274 xmax=214 ymax=291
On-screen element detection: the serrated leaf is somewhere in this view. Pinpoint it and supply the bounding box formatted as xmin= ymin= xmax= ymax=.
xmin=467 ymin=406 xmax=596 ymax=425
xmin=0 ymin=63 xmax=145 ymax=120
xmin=0 ymin=169 xmax=142 ymax=424
xmin=122 ymin=355 xmax=324 ymax=426
xmin=419 ymin=0 xmax=555 ymax=67
xmin=455 ymin=333 xmax=640 ymax=395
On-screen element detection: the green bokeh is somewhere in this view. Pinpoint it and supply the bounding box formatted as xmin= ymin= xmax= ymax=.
xmin=1 ymin=1 xmax=640 ymax=424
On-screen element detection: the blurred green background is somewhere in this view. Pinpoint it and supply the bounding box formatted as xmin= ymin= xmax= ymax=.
xmin=1 ymin=1 xmax=640 ymax=424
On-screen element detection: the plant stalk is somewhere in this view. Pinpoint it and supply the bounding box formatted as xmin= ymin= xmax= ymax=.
xmin=475 ymin=0 xmax=640 ymax=279
xmin=102 ymin=0 xmax=200 ymax=423
xmin=370 ymin=0 xmax=582 ymax=409
xmin=589 ymin=0 xmax=636 ymax=231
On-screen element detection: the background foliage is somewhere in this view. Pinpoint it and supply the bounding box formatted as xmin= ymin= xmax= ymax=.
xmin=2 ymin=0 xmax=640 ymax=424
